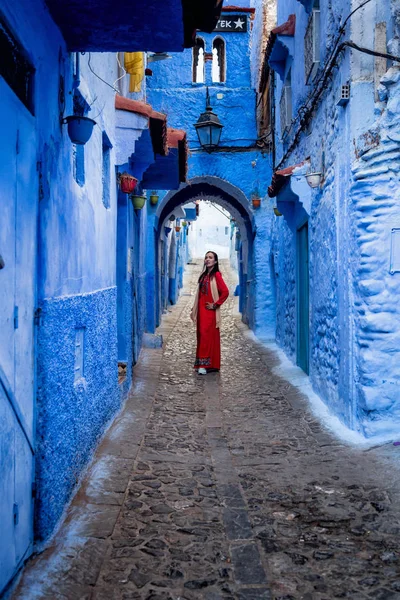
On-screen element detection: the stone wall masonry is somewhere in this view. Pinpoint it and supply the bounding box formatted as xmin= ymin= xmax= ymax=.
xmin=270 ymin=59 xmax=349 ymax=418
xmin=350 ymin=67 xmax=400 ymax=436
xmin=35 ymin=286 xmax=119 ymax=541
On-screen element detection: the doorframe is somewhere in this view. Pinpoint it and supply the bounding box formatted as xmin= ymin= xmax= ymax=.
xmin=296 ymin=219 xmax=310 ymax=375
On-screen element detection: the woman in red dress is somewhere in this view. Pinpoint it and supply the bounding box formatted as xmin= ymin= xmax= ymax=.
xmin=191 ymin=251 xmax=229 ymax=374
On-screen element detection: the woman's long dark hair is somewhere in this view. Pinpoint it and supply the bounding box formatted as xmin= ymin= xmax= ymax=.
xmin=198 ymin=251 xmax=220 ymax=284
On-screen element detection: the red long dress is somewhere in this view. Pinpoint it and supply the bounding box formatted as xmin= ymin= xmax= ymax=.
xmin=194 ymin=271 xmax=229 ymax=371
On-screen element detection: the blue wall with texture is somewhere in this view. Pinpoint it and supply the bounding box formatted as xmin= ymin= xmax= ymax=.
xmin=268 ymin=0 xmax=400 ymax=436
xmin=147 ymin=2 xmax=273 ymax=336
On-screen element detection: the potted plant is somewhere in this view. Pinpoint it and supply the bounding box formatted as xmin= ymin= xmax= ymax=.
xmin=182 ymin=221 xmax=187 ymax=227
xmin=251 ymin=189 xmax=261 ymax=209
xmin=119 ymin=172 xmax=138 ymax=194
xmin=273 ymin=206 xmax=283 ymax=217
xmin=175 ymin=225 xmax=181 ymax=232
xmin=63 ymin=115 xmax=96 ymax=145
xmin=130 ymin=193 xmax=146 ymax=210
xmin=150 ymin=191 xmax=159 ymax=205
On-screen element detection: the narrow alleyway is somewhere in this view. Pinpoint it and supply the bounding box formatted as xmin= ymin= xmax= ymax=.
xmin=14 ymin=262 xmax=400 ymax=600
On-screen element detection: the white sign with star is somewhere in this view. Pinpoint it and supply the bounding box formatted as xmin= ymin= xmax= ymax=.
xmin=214 ymin=15 xmax=248 ymax=33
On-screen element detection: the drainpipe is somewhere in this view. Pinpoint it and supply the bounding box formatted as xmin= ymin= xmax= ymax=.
xmin=73 ymin=52 xmax=81 ymax=89
xmin=271 ymin=70 xmax=276 ymax=170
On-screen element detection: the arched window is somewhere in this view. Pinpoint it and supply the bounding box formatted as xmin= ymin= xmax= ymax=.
xmin=193 ymin=38 xmax=205 ymax=83
xmin=212 ymin=37 xmax=226 ymax=83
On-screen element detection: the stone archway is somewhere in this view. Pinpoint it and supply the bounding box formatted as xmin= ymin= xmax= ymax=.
xmin=155 ymin=176 xmax=255 ymax=327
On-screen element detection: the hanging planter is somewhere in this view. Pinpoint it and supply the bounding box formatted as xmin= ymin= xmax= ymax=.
xmin=175 ymin=225 xmax=181 ymax=232
xmin=63 ymin=115 xmax=96 ymax=145
xmin=273 ymin=206 xmax=283 ymax=217
xmin=119 ymin=173 xmax=138 ymax=194
xmin=150 ymin=191 xmax=159 ymax=205
xmin=251 ymin=189 xmax=261 ymax=209
xmin=130 ymin=194 xmax=146 ymax=210
xmin=182 ymin=221 xmax=187 ymax=227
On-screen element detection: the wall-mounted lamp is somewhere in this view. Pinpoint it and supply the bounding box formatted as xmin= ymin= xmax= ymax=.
xmin=194 ymin=87 xmax=224 ymax=153
xmin=305 ymin=172 xmax=322 ymax=188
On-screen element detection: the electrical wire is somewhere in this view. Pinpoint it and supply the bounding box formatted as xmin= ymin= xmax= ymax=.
xmin=114 ymin=52 xmax=127 ymax=90
xmin=88 ymin=52 xmax=120 ymax=93
xmin=206 ymin=201 xmax=231 ymax=219
xmin=273 ymin=0 xmax=397 ymax=169
xmin=277 ymin=40 xmax=400 ymax=169
xmin=261 ymin=0 xmax=374 ymax=156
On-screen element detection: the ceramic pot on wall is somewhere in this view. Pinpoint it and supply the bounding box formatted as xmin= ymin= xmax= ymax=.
xmin=131 ymin=195 xmax=146 ymax=210
xmin=150 ymin=193 xmax=159 ymax=205
xmin=119 ymin=173 xmax=138 ymax=194
xmin=64 ymin=116 xmax=96 ymax=145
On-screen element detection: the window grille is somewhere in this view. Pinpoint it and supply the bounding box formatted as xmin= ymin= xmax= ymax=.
xmin=304 ymin=9 xmax=320 ymax=84
xmin=0 ymin=17 xmax=34 ymax=113
xmin=280 ymin=80 xmax=292 ymax=137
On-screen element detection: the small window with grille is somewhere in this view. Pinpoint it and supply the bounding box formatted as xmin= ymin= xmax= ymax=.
xmin=304 ymin=0 xmax=320 ymax=84
xmin=0 ymin=17 xmax=34 ymax=113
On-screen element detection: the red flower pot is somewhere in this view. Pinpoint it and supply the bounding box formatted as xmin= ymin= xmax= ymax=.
xmin=119 ymin=173 xmax=138 ymax=194
xmin=252 ymin=197 xmax=261 ymax=209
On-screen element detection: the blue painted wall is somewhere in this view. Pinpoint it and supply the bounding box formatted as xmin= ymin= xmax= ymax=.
xmin=267 ymin=0 xmax=400 ymax=436
xmin=0 ymin=0 xmax=191 ymax=552
xmin=147 ymin=1 xmax=273 ymax=335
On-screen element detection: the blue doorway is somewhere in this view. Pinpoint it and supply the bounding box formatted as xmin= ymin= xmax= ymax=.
xmin=296 ymin=222 xmax=310 ymax=374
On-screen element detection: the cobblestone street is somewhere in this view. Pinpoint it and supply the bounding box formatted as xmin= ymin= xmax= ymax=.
xmin=14 ymin=262 xmax=400 ymax=600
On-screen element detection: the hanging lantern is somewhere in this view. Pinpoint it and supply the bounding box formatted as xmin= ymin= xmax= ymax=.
xmin=194 ymin=87 xmax=223 ymax=153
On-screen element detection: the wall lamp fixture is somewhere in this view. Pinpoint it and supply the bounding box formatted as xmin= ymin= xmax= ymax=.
xmin=305 ymin=172 xmax=322 ymax=188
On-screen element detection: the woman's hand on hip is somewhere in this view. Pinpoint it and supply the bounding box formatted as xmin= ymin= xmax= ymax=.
xmin=206 ymin=302 xmax=216 ymax=310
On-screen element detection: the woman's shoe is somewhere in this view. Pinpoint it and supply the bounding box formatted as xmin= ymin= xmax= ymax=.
xmin=198 ymin=368 xmax=207 ymax=375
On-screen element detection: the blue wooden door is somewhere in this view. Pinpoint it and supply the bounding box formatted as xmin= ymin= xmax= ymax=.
xmin=296 ymin=222 xmax=310 ymax=374
xmin=0 ymin=80 xmax=37 ymax=594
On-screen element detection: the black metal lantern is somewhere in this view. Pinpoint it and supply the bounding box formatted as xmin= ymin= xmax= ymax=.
xmin=194 ymin=87 xmax=223 ymax=152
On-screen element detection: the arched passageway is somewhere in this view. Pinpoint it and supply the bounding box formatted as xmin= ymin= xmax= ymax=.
xmin=155 ymin=176 xmax=256 ymax=328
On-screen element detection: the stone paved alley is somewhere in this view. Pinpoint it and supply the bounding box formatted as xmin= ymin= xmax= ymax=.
xmin=14 ymin=262 xmax=400 ymax=600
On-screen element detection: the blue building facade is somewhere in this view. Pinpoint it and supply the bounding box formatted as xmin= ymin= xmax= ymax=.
xmin=146 ymin=1 xmax=273 ymax=337
xmin=261 ymin=0 xmax=400 ymax=436
xmin=0 ymin=0 xmax=222 ymax=592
